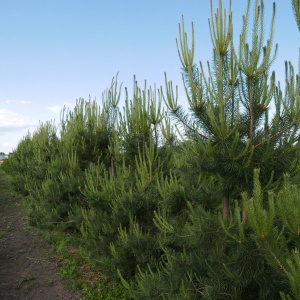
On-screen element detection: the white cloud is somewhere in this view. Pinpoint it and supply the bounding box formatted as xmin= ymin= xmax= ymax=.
xmin=47 ymin=105 xmax=62 ymax=113
xmin=5 ymin=99 xmax=31 ymax=105
xmin=47 ymin=102 xmax=75 ymax=113
xmin=1 ymin=142 xmax=15 ymax=153
xmin=0 ymin=108 xmax=38 ymax=132
xmin=5 ymin=100 xmax=17 ymax=104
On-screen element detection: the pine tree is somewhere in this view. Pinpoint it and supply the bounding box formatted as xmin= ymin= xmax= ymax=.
xmin=80 ymin=77 xmax=176 ymax=279
xmin=293 ymin=0 xmax=300 ymax=31
xmin=126 ymin=1 xmax=300 ymax=299
xmin=163 ymin=0 xmax=300 ymax=221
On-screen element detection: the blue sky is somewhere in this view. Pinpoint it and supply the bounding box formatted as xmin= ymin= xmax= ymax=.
xmin=0 ymin=0 xmax=299 ymax=153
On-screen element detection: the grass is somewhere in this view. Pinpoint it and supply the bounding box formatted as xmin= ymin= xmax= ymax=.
xmin=0 ymin=171 xmax=16 ymax=208
xmin=17 ymin=275 xmax=36 ymax=296
xmin=0 ymin=230 xmax=5 ymax=238
xmin=41 ymin=229 xmax=132 ymax=299
xmin=47 ymin=278 xmax=55 ymax=286
xmin=59 ymin=258 xmax=78 ymax=279
xmin=0 ymin=170 xmax=16 ymax=240
xmin=17 ymin=274 xmax=36 ymax=289
xmin=81 ymin=282 xmax=131 ymax=300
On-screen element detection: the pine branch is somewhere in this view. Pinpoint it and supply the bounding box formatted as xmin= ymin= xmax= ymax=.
xmin=253 ymin=121 xmax=297 ymax=150
xmin=263 ymin=238 xmax=289 ymax=276
xmin=171 ymin=108 xmax=208 ymax=140
xmin=292 ymin=0 xmax=300 ymax=31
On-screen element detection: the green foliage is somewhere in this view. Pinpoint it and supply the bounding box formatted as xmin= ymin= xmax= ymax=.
xmin=277 ymin=175 xmax=300 ymax=237
xmin=164 ymin=0 xmax=300 ymax=221
xmin=3 ymin=1 xmax=300 ymax=299
xmin=292 ymin=0 xmax=300 ymax=31
xmin=79 ymin=80 xmax=176 ymax=279
xmin=245 ymin=174 xmax=300 ymax=300
xmin=243 ymin=169 xmax=275 ymax=239
xmin=121 ymin=0 xmax=300 ymax=299
xmin=81 ymin=282 xmax=131 ymax=300
xmin=2 ymin=122 xmax=58 ymax=196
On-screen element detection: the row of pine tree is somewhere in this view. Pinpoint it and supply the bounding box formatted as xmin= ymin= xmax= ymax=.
xmin=2 ymin=0 xmax=300 ymax=299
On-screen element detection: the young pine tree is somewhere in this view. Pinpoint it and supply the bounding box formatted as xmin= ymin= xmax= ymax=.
xmin=163 ymin=0 xmax=300 ymax=221
xmin=293 ymin=0 xmax=300 ymax=31
xmin=80 ymin=77 xmax=176 ymax=279
xmin=127 ymin=0 xmax=300 ymax=299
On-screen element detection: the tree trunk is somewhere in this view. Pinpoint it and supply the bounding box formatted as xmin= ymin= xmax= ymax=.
xmin=222 ymin=194 xmax=229 ymax=220
xmin=242 ymin=207 xmax=247 ymax=224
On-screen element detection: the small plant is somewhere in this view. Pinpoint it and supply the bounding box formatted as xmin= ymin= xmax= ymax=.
xmin=59 ymin=258 xmax=78 ymax=279
xmin=81 ymin=282 xmax=132 ymax=300
xmin=6 ymin=221 xmax=13 ymax=231
xmin=17 ymin=275 xmax=36 ymax=288
xmin=16 ymin=248 xmax=29 ymax=254
xmin=23 ymin=284 xmax=29 ymax=295
xmin=23 ymin=226 xmax=29 ymax=236
xmin=47 ymin=279 xmax=54 ymax=286
xmin=0 ymin=230 xmax=5 ymax=239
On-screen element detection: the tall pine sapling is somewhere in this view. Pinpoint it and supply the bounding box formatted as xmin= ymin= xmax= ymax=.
xmin=293 ymin=0 xmax=300 ymax=31
xmin=163 ymin=0 xmax=300 ymax=221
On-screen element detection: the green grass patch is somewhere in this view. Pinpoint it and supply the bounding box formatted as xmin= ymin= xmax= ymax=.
xmin=38 ymin=229 xmax=132 ymax=299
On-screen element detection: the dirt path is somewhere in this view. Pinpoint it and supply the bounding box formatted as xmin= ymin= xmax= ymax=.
xmin=0 ymin=174 xmax=82 ymax=300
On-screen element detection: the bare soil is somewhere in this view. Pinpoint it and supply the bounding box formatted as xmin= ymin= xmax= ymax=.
xmin=0 ymin=175 xmax=82 ymax=300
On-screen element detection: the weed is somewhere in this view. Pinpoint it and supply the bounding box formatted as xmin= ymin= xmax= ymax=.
xmin=81 ymin=282 xmax=131 ymax=300
xmin=1 ymin=282 xmax=9 ymax=289
xmin=59 ymin=259 xmax=78 ymax=279
xmin=16 ymin=249 xmax=29 ymax=254
xmin=57 ymin=240 xmax=68 ymax=256
xmin=6 ymin=221 xmax=13 ymax=231
xmin=23 ymin=227 xmax=29 ymax=236
xmin=17 ymin=274 xmax=36 ymax=288
xmin=23 ymin=284 xmax=29 ymax=294
xmin=22 ymin=217 xmax=31 ymax=236
xmin=0 ymin=230 xmax=5 ymax=238
xmin=47 ymin=279 xmax=54 ymax=286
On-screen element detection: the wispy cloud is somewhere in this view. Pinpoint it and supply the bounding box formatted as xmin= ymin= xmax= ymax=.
xmin=0 ymin=109 xmax=38 ymax=132
xmin=5 ymin=99 xmax=32 ymax=105
xmin=47 ymin=105 xmax=62 ymax=113
xmin=47 ymin=102 xmax=75 ymax=113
